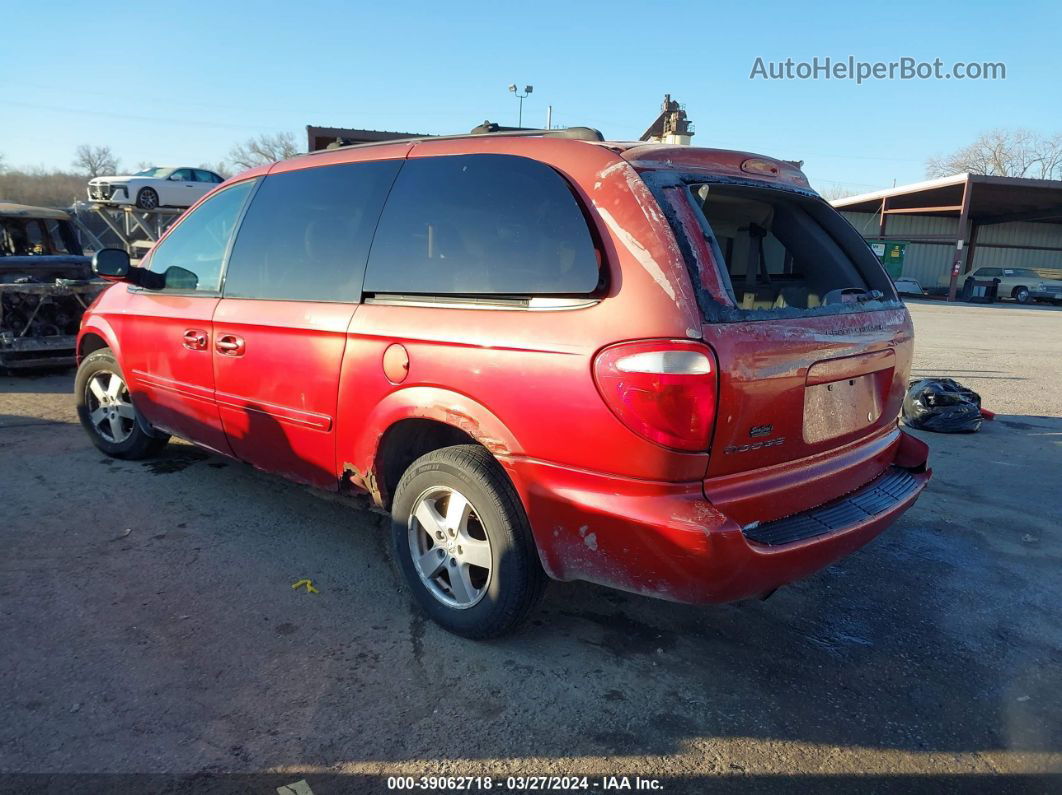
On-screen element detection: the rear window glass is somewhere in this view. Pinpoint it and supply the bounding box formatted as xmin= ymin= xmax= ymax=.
xmin=363 ymin=154 xmax=600 ymax=296
xmin=224 ymin=161 xmax=401 ymax=302
xmin=684 ymin=184 xmax=893 ymax=314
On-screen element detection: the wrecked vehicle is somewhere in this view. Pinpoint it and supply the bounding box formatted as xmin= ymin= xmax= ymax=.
xmin=77 ymin=129 xmax=930 ymax=638
xmin=1 ymin=203 xmax=106 ymax=369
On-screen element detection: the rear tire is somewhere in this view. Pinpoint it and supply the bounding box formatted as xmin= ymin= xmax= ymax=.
xmin=75 ymin=348 xmax=169 ymax=459
xmin=135 ymin=187 xmax=159 ymax=210
xmin=391 ymin=444 xmax=546 ymax=639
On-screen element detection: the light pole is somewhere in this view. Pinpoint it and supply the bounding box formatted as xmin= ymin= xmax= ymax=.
xmin=508 ymin=83 xmax=533 ymax=128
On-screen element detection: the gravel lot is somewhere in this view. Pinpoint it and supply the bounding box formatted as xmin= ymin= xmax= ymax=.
xmin=1 ymin=300 xmax=1059 ymax=792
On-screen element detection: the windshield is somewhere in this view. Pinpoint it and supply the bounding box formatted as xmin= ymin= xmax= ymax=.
xmin=133 ymin=167 xmax=175 ymax=178
xmin=1007 ymin=268 xmax=1038 ymax=277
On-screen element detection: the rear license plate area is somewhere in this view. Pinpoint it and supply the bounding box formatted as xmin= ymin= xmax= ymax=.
xmin=803 ymin=373 xmax=884 ymax=444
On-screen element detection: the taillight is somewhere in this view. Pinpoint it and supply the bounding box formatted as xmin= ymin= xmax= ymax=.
xmin=593 ymin=340 xmax=718 ymax=452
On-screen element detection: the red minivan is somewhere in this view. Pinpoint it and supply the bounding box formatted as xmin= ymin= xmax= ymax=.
xmin=76 ymin=128 xmax=929 ymax=637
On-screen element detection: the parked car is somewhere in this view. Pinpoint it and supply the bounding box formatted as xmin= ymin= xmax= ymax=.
xmin=76 ymin=131 xmax=930 ymax=637
xmin=0 ymin=203 xmax=106 ymax=369
xmin=87 ymin=166 xmax=225 ymax=210
xmin=892 ymin=277 xmax=925 ymax=297
xmin=968 ymin=266 xmax=1062 ymax=304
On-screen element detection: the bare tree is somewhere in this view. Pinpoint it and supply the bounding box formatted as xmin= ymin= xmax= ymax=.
xmin=73 ymin=144 xmax=119 ymax=178
xmin=0 ymin=167 xmax=86 ymax=208
xmin=817 ymin=184 xmax=859 ymax=202
xmin=228 ymin=132 xmax=299 ymax=170
xmin=926 ymin=129 xmax=1062 ymax=180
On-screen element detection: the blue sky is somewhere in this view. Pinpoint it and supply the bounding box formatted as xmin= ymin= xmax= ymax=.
xmin=3 ymin=0 xmax=1059 ymax=194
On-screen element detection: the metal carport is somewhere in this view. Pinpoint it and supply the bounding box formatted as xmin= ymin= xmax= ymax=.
xmin=832 ymin=174 xmax=1062 ymax=299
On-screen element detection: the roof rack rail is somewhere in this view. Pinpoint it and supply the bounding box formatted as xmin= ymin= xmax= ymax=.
xmin=306 ymin=124 xmax=604 ymax=156
xmin=468 ymin=121 xmax=605 ymax=141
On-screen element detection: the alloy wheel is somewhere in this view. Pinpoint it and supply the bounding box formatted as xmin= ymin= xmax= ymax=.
xmin=407 ymin=486 xmax=493 ymax=609
xmin=85 ymin=371 xmax=136 ymax=444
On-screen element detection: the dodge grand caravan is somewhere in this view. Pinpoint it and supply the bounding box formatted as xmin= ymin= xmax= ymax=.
xmin=76 ymin=128 xmax=930 ymax=638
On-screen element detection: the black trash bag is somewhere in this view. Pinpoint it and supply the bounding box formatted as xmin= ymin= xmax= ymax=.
xmin=902 ymin=378 xmax=983 ymax=433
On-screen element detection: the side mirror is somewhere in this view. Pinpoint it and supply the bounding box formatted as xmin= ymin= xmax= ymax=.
xmin=92 ymin=248 xmax=130 ymax=280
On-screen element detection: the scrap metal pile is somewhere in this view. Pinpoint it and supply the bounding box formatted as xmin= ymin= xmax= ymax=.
xmin=1 ymin=280 xmax=96 ymax=338
xmin=0 ymin=204 xmax=106 ymax=368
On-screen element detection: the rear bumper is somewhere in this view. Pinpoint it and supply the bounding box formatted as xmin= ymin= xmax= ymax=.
xmin=507 ymin=430 xmax=930 ymax=604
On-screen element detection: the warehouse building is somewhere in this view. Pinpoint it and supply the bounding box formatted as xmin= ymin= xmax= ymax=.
xmin=832 ymin=173 xmax=1062 ymax=297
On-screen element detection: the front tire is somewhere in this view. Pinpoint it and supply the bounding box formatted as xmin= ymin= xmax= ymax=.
xmin=391 ymin=445 xmax=546 ymax=639
xmin=1013 ymin=286 xmax=1031 ymax=304
xmin=76 ymin=348 xmax=169 ymax=459
xmin=135 ymin=187 xmax=159 ymax=210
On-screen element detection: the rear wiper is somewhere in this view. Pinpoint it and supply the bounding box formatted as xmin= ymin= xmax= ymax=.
xmin=823 ymin=287 xmax=885 ymax=305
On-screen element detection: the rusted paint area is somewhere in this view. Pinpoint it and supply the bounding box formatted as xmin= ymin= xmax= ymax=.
xmin=341 ymin=461 xmax=383 ymax=506
xmin=442 ymin=408 xmax=510 ymax=456
xmin=444 ymin=408 xmax=481 ymax=438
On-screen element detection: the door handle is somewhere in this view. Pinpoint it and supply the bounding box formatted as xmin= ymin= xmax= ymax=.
xmin=182 ymin=329 xmax=208 ymax=350
xmin=215 ymin=334 xmax=245 ymax=356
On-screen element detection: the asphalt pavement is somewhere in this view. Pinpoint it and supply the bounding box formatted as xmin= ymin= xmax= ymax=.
xmin=1 ymin=300 xmax=1059 ymax=792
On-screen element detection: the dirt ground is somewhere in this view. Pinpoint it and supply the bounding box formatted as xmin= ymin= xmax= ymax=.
xmin=1 ymin=300 xmax=1059 ymax=793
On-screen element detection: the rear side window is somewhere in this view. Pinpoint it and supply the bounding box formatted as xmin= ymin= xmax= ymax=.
xmin=684 ymin=184 xmax=893 ymax=314
xmin=147 ymin=180 xmax=254 ymax=292
xmin=224 ymin=161 xmax=402 ymax=302
xmin=363 ymin=154 xmax=600 ymax=296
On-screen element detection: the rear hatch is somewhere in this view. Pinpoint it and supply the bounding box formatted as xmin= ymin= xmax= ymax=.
xmin=650 ymin=166 xmax=912 ymax=524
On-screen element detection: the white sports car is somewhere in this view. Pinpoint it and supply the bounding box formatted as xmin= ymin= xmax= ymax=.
xmin=87 ymin=167 xmax=225 ymax=210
